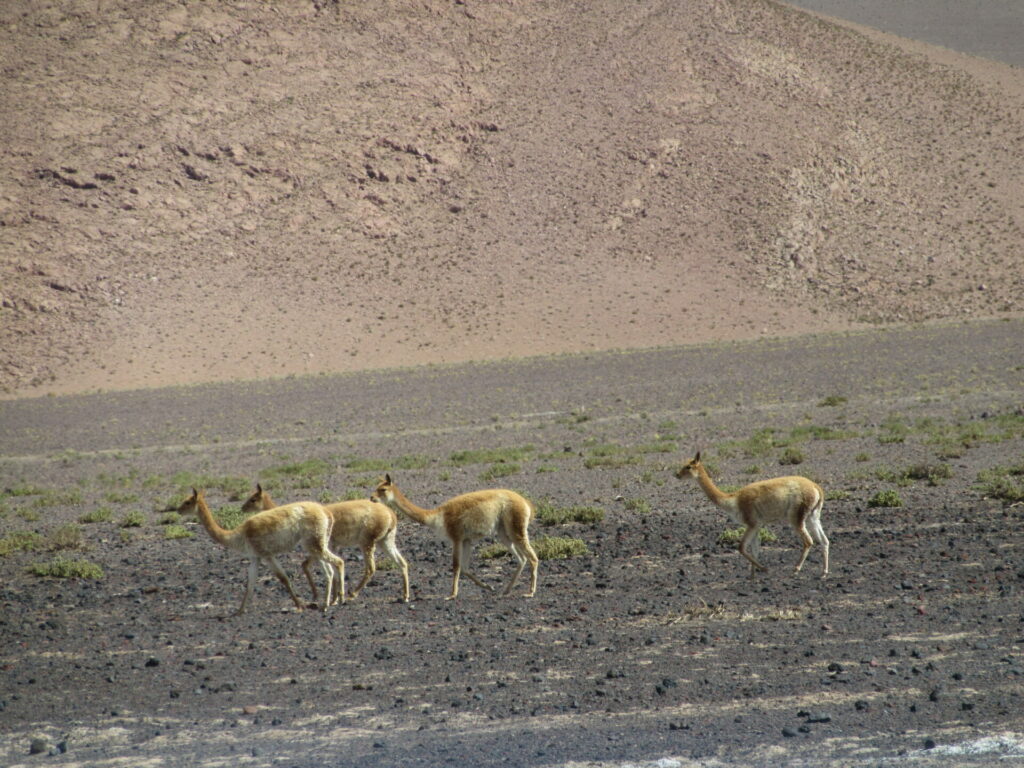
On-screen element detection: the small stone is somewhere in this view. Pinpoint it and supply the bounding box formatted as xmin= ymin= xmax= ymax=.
xmin=782 ymin=727 xmax=798 ymax=738
xmin=924 ymin=738 xmax=937 ymax=750
xmin=29 ymin=737 xmax=49 ymax=755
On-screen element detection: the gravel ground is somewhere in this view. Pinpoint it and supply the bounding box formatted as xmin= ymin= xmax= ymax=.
xmin=1 ymin=319 xmax=1022 ymax=767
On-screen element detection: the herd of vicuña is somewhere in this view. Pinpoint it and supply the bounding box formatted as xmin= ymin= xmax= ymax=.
xmin=170 ymin=452 xmax=830 ymax=614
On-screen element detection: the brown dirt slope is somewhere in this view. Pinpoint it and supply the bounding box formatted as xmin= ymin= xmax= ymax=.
xmin=2 ymin=0 xmax=1023 ymax=396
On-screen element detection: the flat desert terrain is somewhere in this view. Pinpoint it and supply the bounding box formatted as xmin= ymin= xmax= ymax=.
xmin=1 ymin=319 xmax=1023 ymax=766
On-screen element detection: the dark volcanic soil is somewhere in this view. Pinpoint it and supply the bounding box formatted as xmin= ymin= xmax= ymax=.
xmin=1 ymin=319 xmax=1023 ymax=767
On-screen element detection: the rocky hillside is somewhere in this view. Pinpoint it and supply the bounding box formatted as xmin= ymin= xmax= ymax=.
xmin=2 ymin=0 xmax=1022 ymax=396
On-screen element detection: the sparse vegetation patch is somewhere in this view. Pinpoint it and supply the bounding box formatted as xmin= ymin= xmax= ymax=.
xmin=450 ymin=446 xmax=535 ymax=466
xmin=80 ymin=507 xmax=114 ymax=524
xmin=171 ymin=472 xmax=251 ymax=498
xmin=29 ymin=557 xmax=104 ymax=580
xmin=119 ymin=510 xmax=145 ymax=528
xmin=975 ymin=461 xmax=1024 ymax=503
xmin=164 ymin=525 xmax=193 ymax=540
xmin=868 ymin=489 xmax=903 ymax=508
xmin=719 ymin=527 xmax=777 ymax=545
xmin=533 ymin=536 xmax=589 ymax=560
xmin=0 ymin=531 xmax=45 ymax=557
xmin=260 ymin=458 xmax=331 ymax=489
xmin=480 ymin=462 xmax=520 ymax=482
xmin=534 ymin=500 xmax=605 ymax=525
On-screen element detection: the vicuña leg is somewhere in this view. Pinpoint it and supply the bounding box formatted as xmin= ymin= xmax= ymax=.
xmin=448 ymin=539 xmax=492 ymax=600
xmin=810 ymin=513 xmax=830 ymax=578
xmin=739 ymin=525 xmax=768 ymax=578
xmin=380 ymin=531 xmax=411 ymax=603
xmin=347 ymin=542 xmax=378 ymax=601
xmin=793 ymin=522 xmax=816 ymax=575
xmin=500 ymin=531 xmax=539 ymax=597
xmin=304 ymin=553 xmax=345 ymax=607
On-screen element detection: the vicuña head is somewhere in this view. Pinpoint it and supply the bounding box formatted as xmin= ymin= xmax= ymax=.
xmin=173 ymin=487 xmax=346 ymax=614
xmin=371 ymin=473 xmax=538 ymax=600
xmin=675 ymin=451 xmax=830 ymax=579
xmin=241 ymin=483 xmax=409 ymax=604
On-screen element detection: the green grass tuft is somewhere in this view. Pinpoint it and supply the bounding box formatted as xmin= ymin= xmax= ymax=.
xmin=479 ymin=535 xmax=589 ymax=560
xmin=170 ymin=472 xmax=251 ymax=498
xmin=878 ymin=418 xmax=909 ymax=444
xmin=48 ymin=523 xmax=83 ymax=551
xmin=213 ymin=505 xmax=250 ymax=529
xmin=778 ymin=447 xmax=805 ymax=466
xmin=583 ymin=443 xmax=642 ymax=469
xmin=119 ymin=510 xmax=145 ymax=528
xmin=975 ymin=461 xmax=1024 ymax=502
xmin=905 ymin=463 xmax=953 ymax=486
xmin=4 ymin=485 xmax=48 ymax=497
xmin=817 ymin=395 xmax=847 ymax=407
xmin=450 ymin=446 xmax=534 ymax=466
xmin=164 ymin=525 xmax=194 ymax=540
xmin=80 ymin=507 xmax=114 ymax=524
xmin=478 ymin=543 xmax=509 ymax=559
xmin=0 ymin=531 xmax=45 ymax=557
xmin=868 ymin=489 xmax=903 ymax=508
xmin=534 ymin=500 xmax=605 ymax=525
xmin=479 ymin=462 xmax=520 ymax=482
xmin=346 ymin=454 xmax=431 ymax=472
xmin=260 ymin=458 xmax=331 ymax=489
xmin=533 ymin=536 xmax=588 ymax=560
xmin=719 ymin=527 xmax=777 ymax=545
xmin=623 ymin=498 xmax=651 ymax=515
xmin=29 ymin=556 xmax=104 ymax=580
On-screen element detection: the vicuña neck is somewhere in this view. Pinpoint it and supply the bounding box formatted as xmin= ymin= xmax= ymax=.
xmin=696 ymin=465 xmax=733 ymax=508
xmin=196 ymin=495 xmax=234 ymax=548
xmin=387 ymin=487 xmax=440 ymax=528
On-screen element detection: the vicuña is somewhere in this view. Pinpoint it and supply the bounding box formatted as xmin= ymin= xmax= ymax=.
xmin=371 ymin=473 xmax=538 ymax=599
xmin=675 ymin=451 xmax=830 ymax=578
xmin=173 ymin=488 xmax=346 ymax=614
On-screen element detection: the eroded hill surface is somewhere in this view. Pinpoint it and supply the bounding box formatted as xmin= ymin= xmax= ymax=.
xmin=2 ymin=0 xmax=1023 ymax=395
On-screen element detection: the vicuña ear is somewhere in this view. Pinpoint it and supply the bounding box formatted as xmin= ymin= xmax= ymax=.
xmin=256 ymin=483 xmax=263 ymax=493
xmin=384 ymin=473 xmax=392 ymax=484
xmin=694 ymin=450 xmax=701 ymax=462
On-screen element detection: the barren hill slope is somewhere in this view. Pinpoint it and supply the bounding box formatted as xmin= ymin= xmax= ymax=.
xmin=2 ymin=0 xmax=1022 ymax=396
